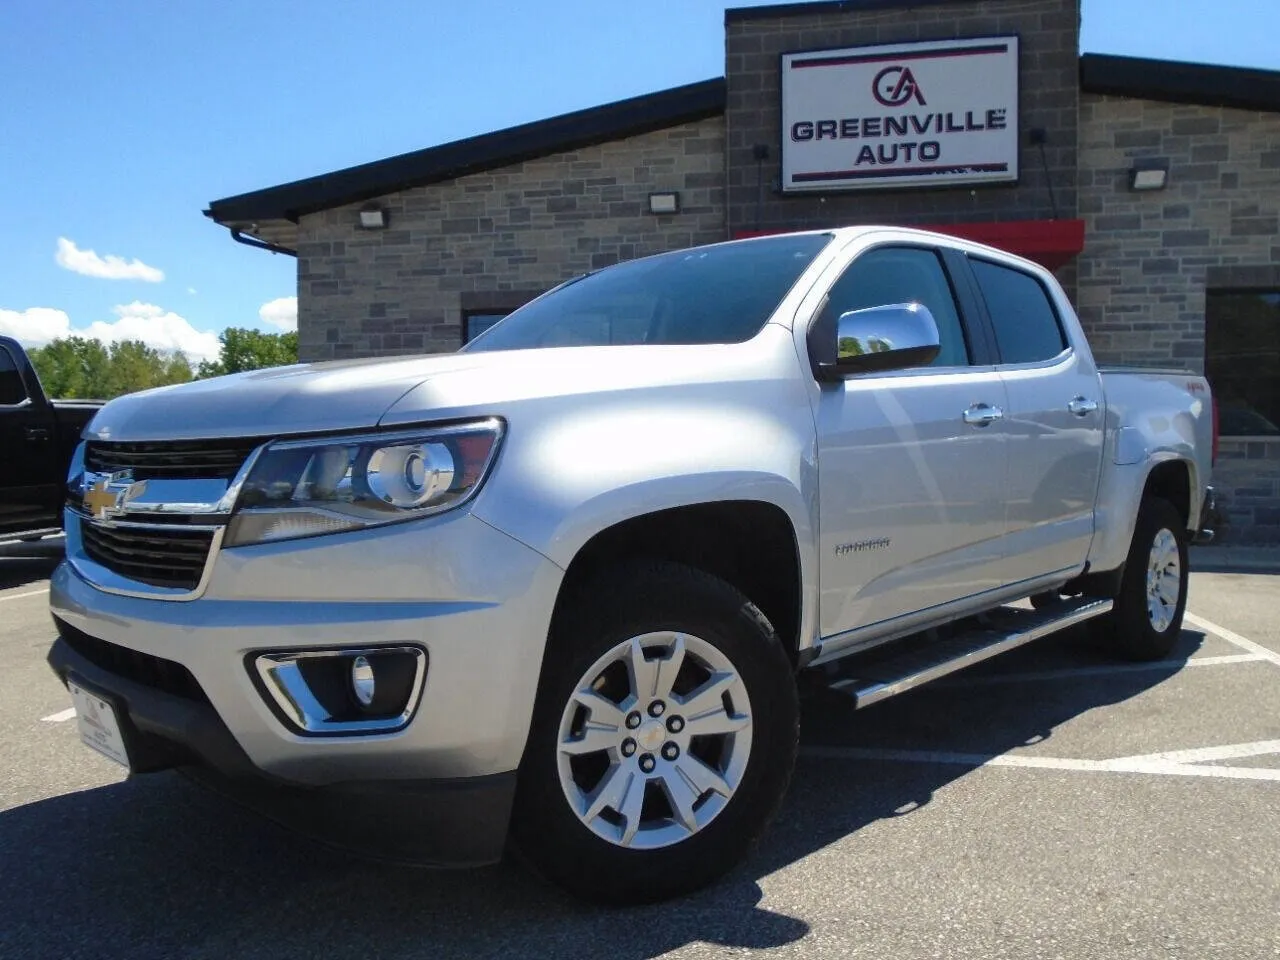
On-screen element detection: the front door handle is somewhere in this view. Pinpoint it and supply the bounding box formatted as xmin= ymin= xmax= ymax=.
xmin=1067 ymin=396 xmax=1099 ymax=417
xmin=962 ymin=404 xmax=1004 ymax=427
xmin=24 ymin=426 xmax=50 ymax=441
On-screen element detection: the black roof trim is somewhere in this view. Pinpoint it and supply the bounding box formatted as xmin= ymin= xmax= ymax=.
xmin=726 ymin=0 xmax=973 ymax=23
xmin=207 ymin=78 xmax=726 ymax=224
xmin=1081 ymin=53 xmax=1280 ymax=114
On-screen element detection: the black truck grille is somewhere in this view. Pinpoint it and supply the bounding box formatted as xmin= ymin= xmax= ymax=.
xmin=55 ymin=617 xmax=208 ymax=703
xmin=81 ymin=522 xmax=216 ymax=590
xmin=85 ymin=439 xmax=262 ymax=480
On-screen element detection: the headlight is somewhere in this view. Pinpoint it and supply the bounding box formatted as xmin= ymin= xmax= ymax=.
xmin=224 ymin=418 xmax=503 ymax=547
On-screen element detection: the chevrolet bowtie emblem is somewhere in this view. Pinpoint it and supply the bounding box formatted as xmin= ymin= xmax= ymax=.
xmin=83 ymin=479 xmax=123 ymax=520
xmin=82 ymin=475 xmax=145 ymax=521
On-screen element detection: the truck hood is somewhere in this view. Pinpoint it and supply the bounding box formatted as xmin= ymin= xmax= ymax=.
xmin=84 ymin=341 xmax=784 ymax=442
xmin=84 ymin=353 xmax=492 ymax=441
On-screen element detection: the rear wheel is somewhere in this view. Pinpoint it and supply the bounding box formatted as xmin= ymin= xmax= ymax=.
xmin=509 ymin=561 xmax=799 ymax=904
xmin=1100 ymin=497 xmax=1188 ymax=661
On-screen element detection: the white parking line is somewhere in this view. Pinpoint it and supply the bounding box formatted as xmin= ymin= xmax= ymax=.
xmin=1185 ymin=612 xmax=1280 ymax=667
xmin=0 ymin=587 xmax=48 ymax=603
xmin=807 ymin=610 xmax=1280 ymax=783
xmin=1111 ymin=740 xmax=1280 ymax=765
xmin=802 ymin=744 xmax=1280 ymax=782
xmin=41 ymin=707 xmax=76 ymax=723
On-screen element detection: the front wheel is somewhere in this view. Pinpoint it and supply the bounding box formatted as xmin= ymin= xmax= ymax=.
xmin=1099 ymin=497 xmax=1189 ymax=661
xmin=509 ymin=562 xmax=799 ymax=904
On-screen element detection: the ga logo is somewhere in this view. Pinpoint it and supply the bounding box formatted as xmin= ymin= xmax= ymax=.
xmin=872 ymin=65 xmax=927 ymax=107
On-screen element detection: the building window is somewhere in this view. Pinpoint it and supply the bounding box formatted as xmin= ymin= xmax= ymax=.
xmin=463 ymin=312 xmax=507 ymax=344
xmin=1206 ymin=289 xmax=1280 ymax=438
xmin=459 ymin=291 xmax=547 ymax=346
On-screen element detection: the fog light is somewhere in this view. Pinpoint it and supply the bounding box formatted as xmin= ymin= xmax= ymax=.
xmin=351 ymin=655 xmax=376 ymax=707
xmin=253 ymin=646 xmax=426 ymax=735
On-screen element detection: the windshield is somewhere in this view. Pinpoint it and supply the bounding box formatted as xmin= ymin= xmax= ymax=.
xmin=462 ymin=233 xmax=832 ymax=352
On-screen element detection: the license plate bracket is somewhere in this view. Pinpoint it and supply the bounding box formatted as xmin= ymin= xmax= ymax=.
xmin=68 ymin=677 xmax=132 ymax=770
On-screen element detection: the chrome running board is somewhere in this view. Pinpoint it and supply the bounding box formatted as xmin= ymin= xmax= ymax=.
xmin=819 ymin=596 xmax=1114 ymax=709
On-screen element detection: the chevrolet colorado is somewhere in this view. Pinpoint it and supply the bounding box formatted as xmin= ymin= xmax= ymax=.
xmin=47 ymin=227 xmax=1215 ymax=903
xmin=0 ymin=335 xmax=101 ymax=541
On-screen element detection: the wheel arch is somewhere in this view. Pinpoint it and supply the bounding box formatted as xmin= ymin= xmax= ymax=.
xmin=1086 ymin=453 xmax=1199 ymax=585
xmin=550 ymin=500 xmax=808 ymax=666
xmin=1142 ymin=458 xmax=1193 ymax=529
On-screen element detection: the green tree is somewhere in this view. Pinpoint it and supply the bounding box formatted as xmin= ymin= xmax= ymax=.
xmin=27 ymin=336 xmax=111 ymax=398
xmin=198 ymin=327 xmax=298 ymax=378
xmin=103 ymin=340 xmax=193 ymax=398
xmin=26 ymin=337 xmax=192 ymax=400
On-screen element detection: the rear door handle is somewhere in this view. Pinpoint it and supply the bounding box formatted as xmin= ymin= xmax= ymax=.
xmin=1067 ymin=397 xmax=1098 ymax=417
xmin=962 ymin=404 xmax=1004 ymax=427
xmin=24 ymin=426 xmax=50 ymax=441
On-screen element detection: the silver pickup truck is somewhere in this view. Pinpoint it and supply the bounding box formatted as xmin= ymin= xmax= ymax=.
xmin=48 ymin=227 xmax=1215 ymax=903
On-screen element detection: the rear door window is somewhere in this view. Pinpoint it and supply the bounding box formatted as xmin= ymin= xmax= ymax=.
xmin=970 ymin=259 xmax=1067 ymax=364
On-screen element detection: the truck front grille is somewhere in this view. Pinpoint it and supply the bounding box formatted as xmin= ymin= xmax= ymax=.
xmin=80 ymin=522 xmax=216 ymax=591
xmin=85 ymin=438 xmax=262 ymax=480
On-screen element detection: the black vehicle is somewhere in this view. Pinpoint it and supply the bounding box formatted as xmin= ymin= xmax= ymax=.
xmin=0 ymin=335 xmax=103 ymax=541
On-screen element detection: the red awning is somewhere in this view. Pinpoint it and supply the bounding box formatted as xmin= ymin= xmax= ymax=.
xmin=734 ymin=218 xmax=1086 ymax=270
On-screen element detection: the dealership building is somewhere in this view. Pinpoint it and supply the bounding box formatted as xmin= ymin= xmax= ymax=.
xmin=206 ymin=0 xmax=1280 ymax=542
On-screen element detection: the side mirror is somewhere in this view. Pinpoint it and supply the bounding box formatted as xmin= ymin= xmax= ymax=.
xmin=811 ymin=302 xmax=941 ymax=378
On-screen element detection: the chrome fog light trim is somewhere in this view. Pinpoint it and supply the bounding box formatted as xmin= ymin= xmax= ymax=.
xmin=253 ymin=646 xmax=426 ymax=736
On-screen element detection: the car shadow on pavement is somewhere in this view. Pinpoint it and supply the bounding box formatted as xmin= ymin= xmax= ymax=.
xmin=0 ymin=538 xmax=63 ymax=591
xmin=0 ymin=625 xmax=1206 ymax=960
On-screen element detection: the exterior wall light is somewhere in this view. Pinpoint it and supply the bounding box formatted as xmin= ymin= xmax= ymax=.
xmin=648 ymin=192 xmax=680 ymax=215
xmin=1129 ymin=162 xmax=1169 ymax=192
xmin=358 ymin=204 xmax=388 ymax=229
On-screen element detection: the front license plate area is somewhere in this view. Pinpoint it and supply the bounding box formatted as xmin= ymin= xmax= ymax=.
xmin=68 ymin=679 xmax=131 ymax=769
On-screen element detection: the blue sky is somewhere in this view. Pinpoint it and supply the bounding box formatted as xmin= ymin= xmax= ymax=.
xmin=2 ymin=0 xmax=1277 ymax=363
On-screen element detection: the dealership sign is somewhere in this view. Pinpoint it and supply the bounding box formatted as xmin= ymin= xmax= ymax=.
xmin=780 ymin=36 xmax=1019 ymax=192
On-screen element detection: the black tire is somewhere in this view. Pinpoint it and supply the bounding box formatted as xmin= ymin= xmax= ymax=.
xmin=509 ymin=561 xmax=799 ymax=904
xmin=1099 ymin=497 xmax=1189 ymax=662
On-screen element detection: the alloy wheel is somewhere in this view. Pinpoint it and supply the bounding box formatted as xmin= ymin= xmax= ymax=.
xmin=555 ymin=631 xmax=753 ymax=850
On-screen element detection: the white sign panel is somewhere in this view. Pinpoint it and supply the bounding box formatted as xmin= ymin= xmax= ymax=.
xmin=781 ymin=36 xmax=1019 ymax=192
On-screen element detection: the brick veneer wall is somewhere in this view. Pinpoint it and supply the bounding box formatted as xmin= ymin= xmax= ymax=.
xmin=724 ymin=0 xmax=1079 ymax=236
xmin=295 ymin=117 xmax=726 ymax=361
xmin=1214 ymin=440 xmax=1280 ymax=543
xmin=1078 ymin=95 xmax=1280 ymax=542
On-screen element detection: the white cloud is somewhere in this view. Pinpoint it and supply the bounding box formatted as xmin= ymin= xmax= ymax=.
xmin=55 ymin=237 xmax=164 ymax=282
xmin=0 ymin=302 xmax=221 ymax=362
xmin=0 ymin=307 xmax=73 ymax=345
xmin=259 ymin=295 xmax=297 ymax=331
xmin=187 ymin=287 xmax=197 ymax=295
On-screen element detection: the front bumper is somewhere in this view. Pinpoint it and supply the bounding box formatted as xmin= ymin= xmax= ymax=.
xmin=49 ymin=509 xmax=564 ymax=786
xmin=47 ymin=634 xmax=516 ymax=866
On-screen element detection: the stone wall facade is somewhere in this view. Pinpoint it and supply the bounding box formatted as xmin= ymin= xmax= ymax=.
xmin=724 ymin=0 xmax=1079 ymax=236
xmin=296 ymin=117 xmax=725 ymax=361
xmin=1214 ymin=439 xmax=1280 ymax=543
xmin=1077 ymin=95 xmax=1280 ymax=542
xmin=1077 ymin=95 xmax=1280 ymax=369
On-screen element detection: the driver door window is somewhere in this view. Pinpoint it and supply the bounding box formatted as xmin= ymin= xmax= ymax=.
xmin=821 ymin=247 xmax=972 ymax=368
xmin=0 ymin=346 xmax=29 ymax=405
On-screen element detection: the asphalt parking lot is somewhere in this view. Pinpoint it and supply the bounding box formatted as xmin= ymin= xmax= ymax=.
xmin=1 ymin=539 xmax=1277 ymax=959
